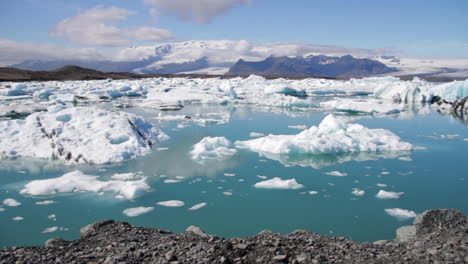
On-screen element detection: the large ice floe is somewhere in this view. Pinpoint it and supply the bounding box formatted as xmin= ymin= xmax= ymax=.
xmin=254 ymin=177 xmax=304 ymax=189
xmin=0 ymin=106 xmax=167 ymax=164
xmin=236 ymin=114 xmax=414 ymax=158
xmin=20 ymin=170 xmax=150 ymax=200
xmin=190 ymin=136 xmax=237 ymax=162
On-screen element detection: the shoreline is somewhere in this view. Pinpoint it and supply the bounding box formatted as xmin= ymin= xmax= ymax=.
xmin=0 ymin=209 xmax=466 ymax=263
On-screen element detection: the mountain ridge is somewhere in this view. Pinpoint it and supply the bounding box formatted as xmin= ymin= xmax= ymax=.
xmin=226 ymin=55 xmax=398 ymax=77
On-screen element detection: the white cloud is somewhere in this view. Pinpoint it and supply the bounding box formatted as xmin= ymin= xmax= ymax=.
xmin=50 ymin=6 xmax=172 ymax=46
xmin=144 ymin=0 xmax=251 ymax=23
xmin=0 ymin=39 xmax=104 ymax=66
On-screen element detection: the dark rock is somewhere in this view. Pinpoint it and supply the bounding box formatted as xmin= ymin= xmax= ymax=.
xmin=80 ymin=220 xmax=116 ymax=238
xmin=0 ymin=209 xmax=466 ymax=264
xmin=44 ymin=237 xmax=68 ymax=248
xmin=413 ymin=209 xmax=467 ymax=236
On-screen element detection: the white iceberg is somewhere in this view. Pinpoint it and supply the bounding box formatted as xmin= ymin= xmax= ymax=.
xmin=42 ymin=226 xmax=59 ymax=233
xmin=254 ymin=177 xmax=304 ymax=189
xmin=0 ymin=107 xmax=168 ymax=164
xmin=325 ymin=171 xmax=348 ymax=177
xmin=35 ymin=200 xmax=55 ymax=205
xmin=351 ymin=188 xmax=365 ymax=196
xmin=156 ymin=200 xmax=185 ymax=207
xmin=376 ymin=190 xmax=404 ymax=199
xmin=236 ymin=114 xmax=414 ymax=156
xmin=320 ymin=98 xmax=402 ymax=115
xmin=249 ymin=132 xmax=265 ymax=137
xmin=188 ymin=202 xmax=207 ymax=211
xmin=163 ymin=179 xmax=181 ymax=183
xmin=288 ymin=125 xmax=308 ymax=130
xmin=123 ymin=206 xmax=154 ymax=217
xmin=12 ymin=216 xmax=24 ymax=221
xmin=20 ymin=170 xmax=150 ymax=200
xmin=3 ymin=198 xmax=21 ymax=207
xmin=384 ymin=208 xmax=417 ymax=220
xmin=190 ymin=136 xmax=237 ymax=162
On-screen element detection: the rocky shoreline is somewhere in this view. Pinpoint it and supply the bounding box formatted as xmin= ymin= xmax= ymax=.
xmin=0 ymin=209 xmax=466 ymax=263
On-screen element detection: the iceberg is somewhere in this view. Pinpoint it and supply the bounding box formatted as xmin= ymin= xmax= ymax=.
xmin=20 ymin=170 xmax=150 ymax=200
xmin=236 ymin=114 xmax=414 ymax=156
xmin=325 ymin=171 xmax=348 ymax=177
xmin=3 ymin=198 xmax=21 ymax=207
xmin=190 ymin=137 xmax=237 ymax=162
xmin=188 ymin=202 xmax=207 ymax=211
xmin=376 ymin=190 xmax=404 ymax=199
xmin=384 ymin=208 xmax=417 ymax=220
xmin=254 ymin=177 xmax=304 ymax=189
xmin=0 ymin=107 xmax=168 ymax=164
xmin=123 ymin=206 xmax=154 ymax=217
xmin=35 ymin=200 xmax=55 ymax=205
xmin=156 ymin=200 xmax=185 ymax=207
xmin=351 ymin=188 xmax=365 ymax=196
xmin=320 ymin=98 xmax=402 ymax=115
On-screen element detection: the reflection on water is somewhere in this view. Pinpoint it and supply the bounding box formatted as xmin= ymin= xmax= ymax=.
xmin=253 ymin=151 xmax=413 ymax=169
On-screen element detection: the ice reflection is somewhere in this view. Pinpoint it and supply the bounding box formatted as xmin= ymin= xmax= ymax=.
xmin=252 ymin=151 xmax=413 ymax=169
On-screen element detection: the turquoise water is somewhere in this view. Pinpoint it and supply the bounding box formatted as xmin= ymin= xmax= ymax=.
xmin=1 ymin=103 xmax=467 ymax=247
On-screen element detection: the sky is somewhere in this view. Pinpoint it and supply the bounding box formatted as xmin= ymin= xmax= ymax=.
xmin=0 ymin=0 xmax=467 ymax=65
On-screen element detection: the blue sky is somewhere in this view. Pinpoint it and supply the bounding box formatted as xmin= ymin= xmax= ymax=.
xmin=0 ymin=0 xmax=467 ymax=62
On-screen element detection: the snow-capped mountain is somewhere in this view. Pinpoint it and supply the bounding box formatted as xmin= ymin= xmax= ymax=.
xmin=8 ymin=40 xmax=468 ymax=78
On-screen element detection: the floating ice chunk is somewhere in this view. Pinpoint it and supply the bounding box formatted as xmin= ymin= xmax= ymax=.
xmin=381 ymin=171 xmax=390 ymax=175
xmin=249 ymin=132 xmax=265 ymax=137
xmin=155 ymin=114 xmax=189 ymax=121
xmin=398 ymin=156 xmax=412 ymax=161
xmin=156 ymin=147 xmax=169 ymax=151
xmin=308 ymin=191 xmax=319 ymax=195
xmin=0 ymin=107 xmax=168 ymax=164
xmin=288 ymin=125 xmax=307 ymax=130
xmin=3 ymin=198 xmax=21 ymax=207
xmin=257 ymin=175 xmax=268 ymax=179
xmin=223 ymin=191 xmax=233 ymax=196
xmin=320 ymin=98 xmax=402 ymax=115
xmin=325 ymin=171 xmax=348 ymax=177
xmin=188 ymin=202 xmax=207 ymax=211
xmin=0 ymin=207 xmax=4 ymax=212
xmin=376 ymin=183 xmax=387 ymax=187
xmin=110 ymin=172 xmax=142 ymax=181
xmin=35 ymin=200 xmax=55 ymax=205
xmin=42 ymin=226 xmax=59 ymax=233
xmin=163 ymin=179 xmax=180 ymax=183
xmin=224 ymin=173 xmax=236 ymax=177
xmin=20 ymin=170 xmax=150 ymax=200
xmin=123 ymin=206 xmax=154 ymax=217
xmin=254 ymin=177 xmax=304 ymax=189
xmin=156 ymin=200 xmax=185 ymax=207
xmin=190 ymin=137 xmax=237 ymax=162
xmin=376 ymin=190 xmax=404 ymax=199
xmin=236 ymin=114 xmax=413 ymax=156
xmin=12 ymin=216 xmax=24 ymax=221
xmin=384 ymin=208 xmax=417 ymax=220
xmin=351 ymin=188 xmax=365 ymax=196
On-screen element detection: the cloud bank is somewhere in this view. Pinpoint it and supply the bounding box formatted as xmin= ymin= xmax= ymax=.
xmin=50 ymin=6 xmax=172 ymax=46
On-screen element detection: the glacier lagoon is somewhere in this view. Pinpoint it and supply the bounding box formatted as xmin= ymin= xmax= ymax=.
xmin=0 ymin=77 xmax=467 ymax=247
